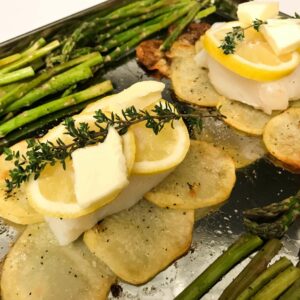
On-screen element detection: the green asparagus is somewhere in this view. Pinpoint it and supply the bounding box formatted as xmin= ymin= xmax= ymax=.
xmin=96 ymin=4 xmax=184 ymax=43
xmin=105 ymin=2 xmax=196 ymax=62
xmin=195 ymin=5 xmax=217 ymax=20
xmin=252 ymin=266 xmax=300 ymax=300
xmin=160 ymin=1 xmax=207 ymax=51
xmin=4 ymin=66 xmax=93 ymax=113
xmin=244 ymin=192 xmax=300 ymax=239
xmin=4 ymin=53 xmax=102 ymax=113
xmin=237 ymin=257 xmax=293 ymax=300
xmin=0 ymin=38 xmax=46 ymax=69
xmin=0 ymin=54 xmax=21 ymax=68
xmin=279 ymin=277 xmax=300 ymax=300
xmin=98 ymin=12 xmax=176 ymax=52
xmin=61 ymin=0 xmax=166 ymax=61
xmin=0 ymin=67 xmax=35 ymax=86
xmin=0 ymin=52 xmax=101 ymax=111
xmin=0 ymin=40 xmax=60 ymax=74
xmin=174 ymin=234 xmax=263 ymax=300
xmin=0 ymin=99 xmax=96 ymax=151
xmin=219 ymin=239 xmax=282 ymax=300
xmin=0 ymin=80 xmax=113 ymax=137
xmin=22 ymin=38 xmax=47 ymax=55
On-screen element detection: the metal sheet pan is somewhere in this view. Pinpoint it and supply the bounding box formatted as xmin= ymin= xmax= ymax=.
xmin=0 ymin=1 xmax=299 ymax=299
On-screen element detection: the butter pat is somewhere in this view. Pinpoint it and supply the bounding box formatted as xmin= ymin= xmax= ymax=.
xmin=72 ymin=127 xmax=128 ymax=208
xmin=261 ymin=19 xmax=300 ymax=55
xmin=237 ymin=1 xmax=279 ymax=25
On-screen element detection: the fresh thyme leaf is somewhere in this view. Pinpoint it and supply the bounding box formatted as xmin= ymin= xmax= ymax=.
xmin=219 ymin=19 xmax=266 ymax=55
xmin=252 ymin=19 xmax=265 ymax=31
xmin=4 ymin=102 xmax=217 ymax=192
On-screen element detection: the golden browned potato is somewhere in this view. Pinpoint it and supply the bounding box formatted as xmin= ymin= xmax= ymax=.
xmin=218 ymin=98 xmax=276 ymax=136
xmin=84 ymin=200 xmax=194 ymax=285
xmin=146 ymin=140 xmax=236 ymax=209
xmin=263 ymin=107 xmax=300 ymax=171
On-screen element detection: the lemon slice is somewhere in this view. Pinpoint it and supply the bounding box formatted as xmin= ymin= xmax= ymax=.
xmin=131 ymin=101 xmax=190 ymax=175
xmin=26 ymin=114 xmax=136 ymax=219
xmin=203 ymin=21 xmax=300 ymax=81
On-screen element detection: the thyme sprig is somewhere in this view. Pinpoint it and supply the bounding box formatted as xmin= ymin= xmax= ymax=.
xmin=219 ymin=19 xmax=266 ymax=55
xmin=4 ymin=101 xmax=215 ymax=192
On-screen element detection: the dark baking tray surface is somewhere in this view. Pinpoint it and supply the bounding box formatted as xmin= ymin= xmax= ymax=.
xmin=0 ymin=1 xmax=299 ymax=299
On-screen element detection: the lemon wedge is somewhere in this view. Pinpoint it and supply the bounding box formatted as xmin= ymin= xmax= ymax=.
xmin=202 ymin=21 xmax=300 ymax=82
xmin=26 ymin=115 xmax=135 ymax=219
xmin=131 ymin=101 xmax=190 ymax=175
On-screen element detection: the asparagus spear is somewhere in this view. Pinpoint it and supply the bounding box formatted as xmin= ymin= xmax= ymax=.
xmin=4 ymin=53 xmax=102 ymax=113
xmin=0 ymin=67 xmax=35 ymax=86
xmin=0 ymin=52 xmax=101 ymax=111
xmin=194 ymin=5 xmax=217 ymax=20
xmin=252 ymin=266 xmax=300 ymax=300
xmin=0 ymin=38 xmax=46 ymax=69
xmin=61 ymin=0 xmax=166 ymax=61
xmin=96 ymin=4 xmax=184 ymax=43
xmin=244 ymin=192 xmax=300 ymax=239
xmin=0 ymin=80 xmax=113 ymax=137
xmin=279 ymin=277 xmax=300 ymax=300
xmin=4 ymin=66 xmax=93 ymax=113
xmin=236 ymin=257 xmax=292 ymax=300
xmin=219 ymin=239 xmax=282 ymax=300
xmin=0 ymin=99 xmax=95 ymax=151
xmin=22 ymin=38 xmax=47 ymax=55
xmin=0 ymin=40 xmax=60 ymax=74
xmin=174 ymin=234 xmax=263 ymax=300
xmin=160 ymin=1 xmax=207 ymax=51
xmin=98 ymin=12 xmax=176 ymax=52
xmin=0 ymin=54 xmax=22 ymax=68
xmin=105 ymin=2 xmax=196 ymax=63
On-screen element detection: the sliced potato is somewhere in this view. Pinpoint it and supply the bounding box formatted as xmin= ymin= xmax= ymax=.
xmin=218 ymin=98 xmax=275 ymax=136
xmin=84 ymin=200 xmax=194 ymax=285
xmin=263 ymin=107 xmax=300 ymax=171
xmin=145 ymin=140 xmax=235 ymax=209
xmin=1 ymin=223 xmax=116 ymax=300
xmin=197 ymin=116 xmax=267 ymax=168
xmin=170 ymin=43 xmax=224 ymax=107
xmin=0 ymin=141 xmax=42 ymax=225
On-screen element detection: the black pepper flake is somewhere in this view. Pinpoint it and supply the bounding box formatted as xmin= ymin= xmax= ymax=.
xmin=111 ymin=284 xmax=123 ymax=298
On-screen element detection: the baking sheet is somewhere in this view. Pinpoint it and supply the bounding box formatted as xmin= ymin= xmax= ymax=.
xmin=0 ymin=1 xmax=299 ymax=299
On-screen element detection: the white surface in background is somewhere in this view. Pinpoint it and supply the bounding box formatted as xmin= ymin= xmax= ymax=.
xmin=0 ymin=0 xmax=106 ymax=43
xmin=0 ymin=0 xmax=298 ymax=43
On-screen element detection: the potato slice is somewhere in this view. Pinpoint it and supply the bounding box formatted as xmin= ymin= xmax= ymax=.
xmin=218 ymin=98 xmax=275 ymax=136
xmin=263 ymin=107 xmax=300 ymax=170
xmin=0 ymin=141 xmax=42 ymax=225
xmin=197 ymin=116 xmax=267 ymax=168
xmin=170 ymin=43 xmax=224 ymax=107
xmin=145 ymin=140 xmax=236 ymax=209
xmin=1 ymin=223 xmax=116 ymax=300
xmin=84 ymin=200 xmax=194 ymax=285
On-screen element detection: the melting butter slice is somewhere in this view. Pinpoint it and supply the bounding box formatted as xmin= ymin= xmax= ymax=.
xmin=72 ymin=127 xmax=128 ymax=208
xmin=261 ymin=19 xmax=300 ymax=56
xmin=237 ymin=1 xmax=279 ymax=25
